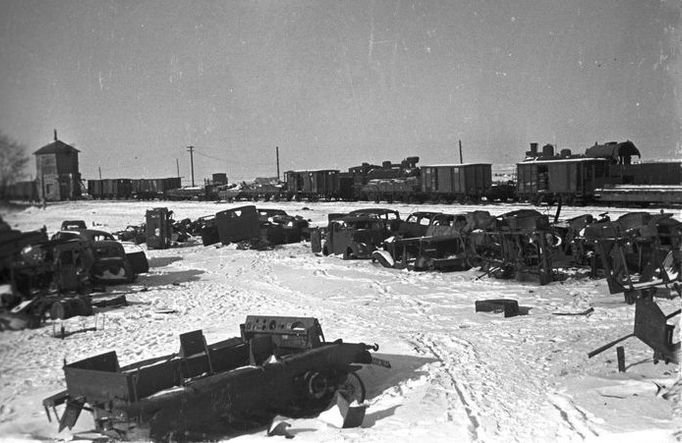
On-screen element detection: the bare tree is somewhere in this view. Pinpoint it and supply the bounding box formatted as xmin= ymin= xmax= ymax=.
xmin=0 ymin=132 xmax=30 ymax=196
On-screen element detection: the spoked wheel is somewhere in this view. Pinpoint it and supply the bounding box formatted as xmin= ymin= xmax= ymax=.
xmin=337 ymin=372 xmax=366 ymax=404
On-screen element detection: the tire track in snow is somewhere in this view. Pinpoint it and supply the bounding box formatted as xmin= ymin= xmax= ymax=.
xmin=408 ymin=330 xmax=603 ymax=442
xmin=547 ymin=393 xmax=601 ymax=440
xmin=411 ymin=332 xmax=481 ymax=441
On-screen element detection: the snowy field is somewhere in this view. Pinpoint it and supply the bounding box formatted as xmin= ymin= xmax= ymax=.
xmin=0 ymin=200 xmax=680 ymax=442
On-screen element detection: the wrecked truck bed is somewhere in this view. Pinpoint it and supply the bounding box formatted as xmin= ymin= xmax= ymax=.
xmin=43 ymin=315 xmax=389 ymax=440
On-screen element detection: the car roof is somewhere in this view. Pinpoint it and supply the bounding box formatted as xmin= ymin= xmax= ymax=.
xmin=406 ymin=211 xmax=442 ymax=218
xmin=349 ymin=208 xmax=399 ymax=216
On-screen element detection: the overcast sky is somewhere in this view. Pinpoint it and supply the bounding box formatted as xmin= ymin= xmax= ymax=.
xmin=1 ymin=0 xmax=680 ymax=183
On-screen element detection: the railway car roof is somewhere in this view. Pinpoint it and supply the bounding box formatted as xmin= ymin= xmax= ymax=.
xmin=517 ymin=157 xmax=611 ymax=165
xmin=284 ymin=169 xmax=340 ymax=173
xmin=421 ymin=163 xmax=491 ymax=167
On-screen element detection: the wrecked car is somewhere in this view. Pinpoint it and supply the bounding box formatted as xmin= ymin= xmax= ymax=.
xmin=397 ymin=211 xmax=443 ymax=237
xmin=379 ymin=212 xmax=473 ymax=272
xmin=60 ymin=220 xmax=87 ymax=231
xmin=348 ymin=208 xmax=402 ymax=236
xmin=3 ymin=238 xmax=94 ymax=328
xmin=90 ymin=241 xmax=136 ymax=284
xmin=216 ymin=205 xmax=260 ymax=245
xmin=43 ymin=315 xmax=389 ymax=441
xmin=0 ymin=226 xmax=48 ymax=284
xmin=52 ymin=229 xmax=149 ymax=275
xmin=257 ymin=207 xmax=311 ymax=244
xmin=320 ymin=214 xmax=389 ymax=259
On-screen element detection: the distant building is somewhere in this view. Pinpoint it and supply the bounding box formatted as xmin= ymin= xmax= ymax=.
xmin=34 ymin=130 xmax=81 ymax=201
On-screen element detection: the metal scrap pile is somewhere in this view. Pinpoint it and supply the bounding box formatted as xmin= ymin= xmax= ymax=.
xmin=0 ymin=217 xmax=148 ymax=330
xmin=583 ymin=212 xmax=681 ymax=364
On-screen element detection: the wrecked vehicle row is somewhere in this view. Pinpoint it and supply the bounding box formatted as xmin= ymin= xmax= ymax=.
xmin=309 ymin=206 xmax=682 ymax=291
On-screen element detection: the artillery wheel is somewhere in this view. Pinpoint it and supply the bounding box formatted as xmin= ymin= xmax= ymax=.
xmin=337 ymin=372 xmax=366 ymax=404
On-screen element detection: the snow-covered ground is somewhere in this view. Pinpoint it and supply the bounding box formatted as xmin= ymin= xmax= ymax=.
xmin=0 ymin=200 xmax=680 ymax=442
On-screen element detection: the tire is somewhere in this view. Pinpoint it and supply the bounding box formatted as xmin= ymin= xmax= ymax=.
xmin=338 ymin=372 xmax=366 ymax=404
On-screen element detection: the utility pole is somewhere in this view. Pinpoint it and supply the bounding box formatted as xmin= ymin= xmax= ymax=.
xmin=187 ymin=146 xmax=195 ymax=187
xmin=276 ymin=146 xmax=280 ymax=180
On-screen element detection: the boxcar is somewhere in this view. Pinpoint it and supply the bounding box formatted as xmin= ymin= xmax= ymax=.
xmin=420 ymin=163 xmax=492 ymax=202
xmin=100 ymin=179 xmax=132 ymax=199
xmin=284 ymin=169 xmax=339 ymax=200
xmin=516 ymin=158 xmax=611 ymax=204
xmin=87 ymin=179 xmax=104 ymax=199
xmin=159 ymin=177 xmax=181 ymax=195
xmin=309 ymin=169 xmax=340 ymax=199
xmin=132 ymin=177 xmax=181 ymax=199
xmin=6 ymin=180 xmax=38 ymax=201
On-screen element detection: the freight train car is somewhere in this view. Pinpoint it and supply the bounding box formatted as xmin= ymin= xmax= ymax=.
xmin=284 ymin=169 xmax=341 ymax=201
xmin=4 ymin=180 xmax=39 ymax=202
xmin=516 ymin=157 xmax=611 ymax=205
xmin=420 ymin=163 xmax=492 ymax=203
xmin=87 ymin=180 xmax=103 ymax=199
xmin=132 ymin=177 xmax=182 ymax=200
xmin=92 ymin=179 xmax=133 ymax=199
xmin=89 ymin=178 xmax=181 ymax=200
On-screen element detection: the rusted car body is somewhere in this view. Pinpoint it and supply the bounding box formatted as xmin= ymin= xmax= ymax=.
xmin=43 ymin=316 xmax=388 ymax=441
xmin=216 ymin=205 xmax=260 ymax=245
xmin=485 ymin=209 xmax=555 ymax=285
xmin=321 ymin=214 xmax=388 ymax=259
xmin=11 ymin=239 xmax=93 ymax=297
xmin=90 ymin=241 xmax=136 ymax=284
xmin=3 ymin=238 xmax=94 ymax=327
xmin=0 ymin=227 xmax=48 ymax=283
xmin=60 ymin=220 xmax=87 ymax=231
xmin=397 ymin=211 xmax=443 ymax=237
xmin=348 ymin=208 xmax=402 ymax=237
xmin=257 ymin=208 xmax=310 ymax=244
xmin=382 ymin=212 xmax=473 ymax=271
xmin=52 ymin=229 xmax=149 ymax=275
xmin=585 ymin=212 xmax=682 ymax=295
